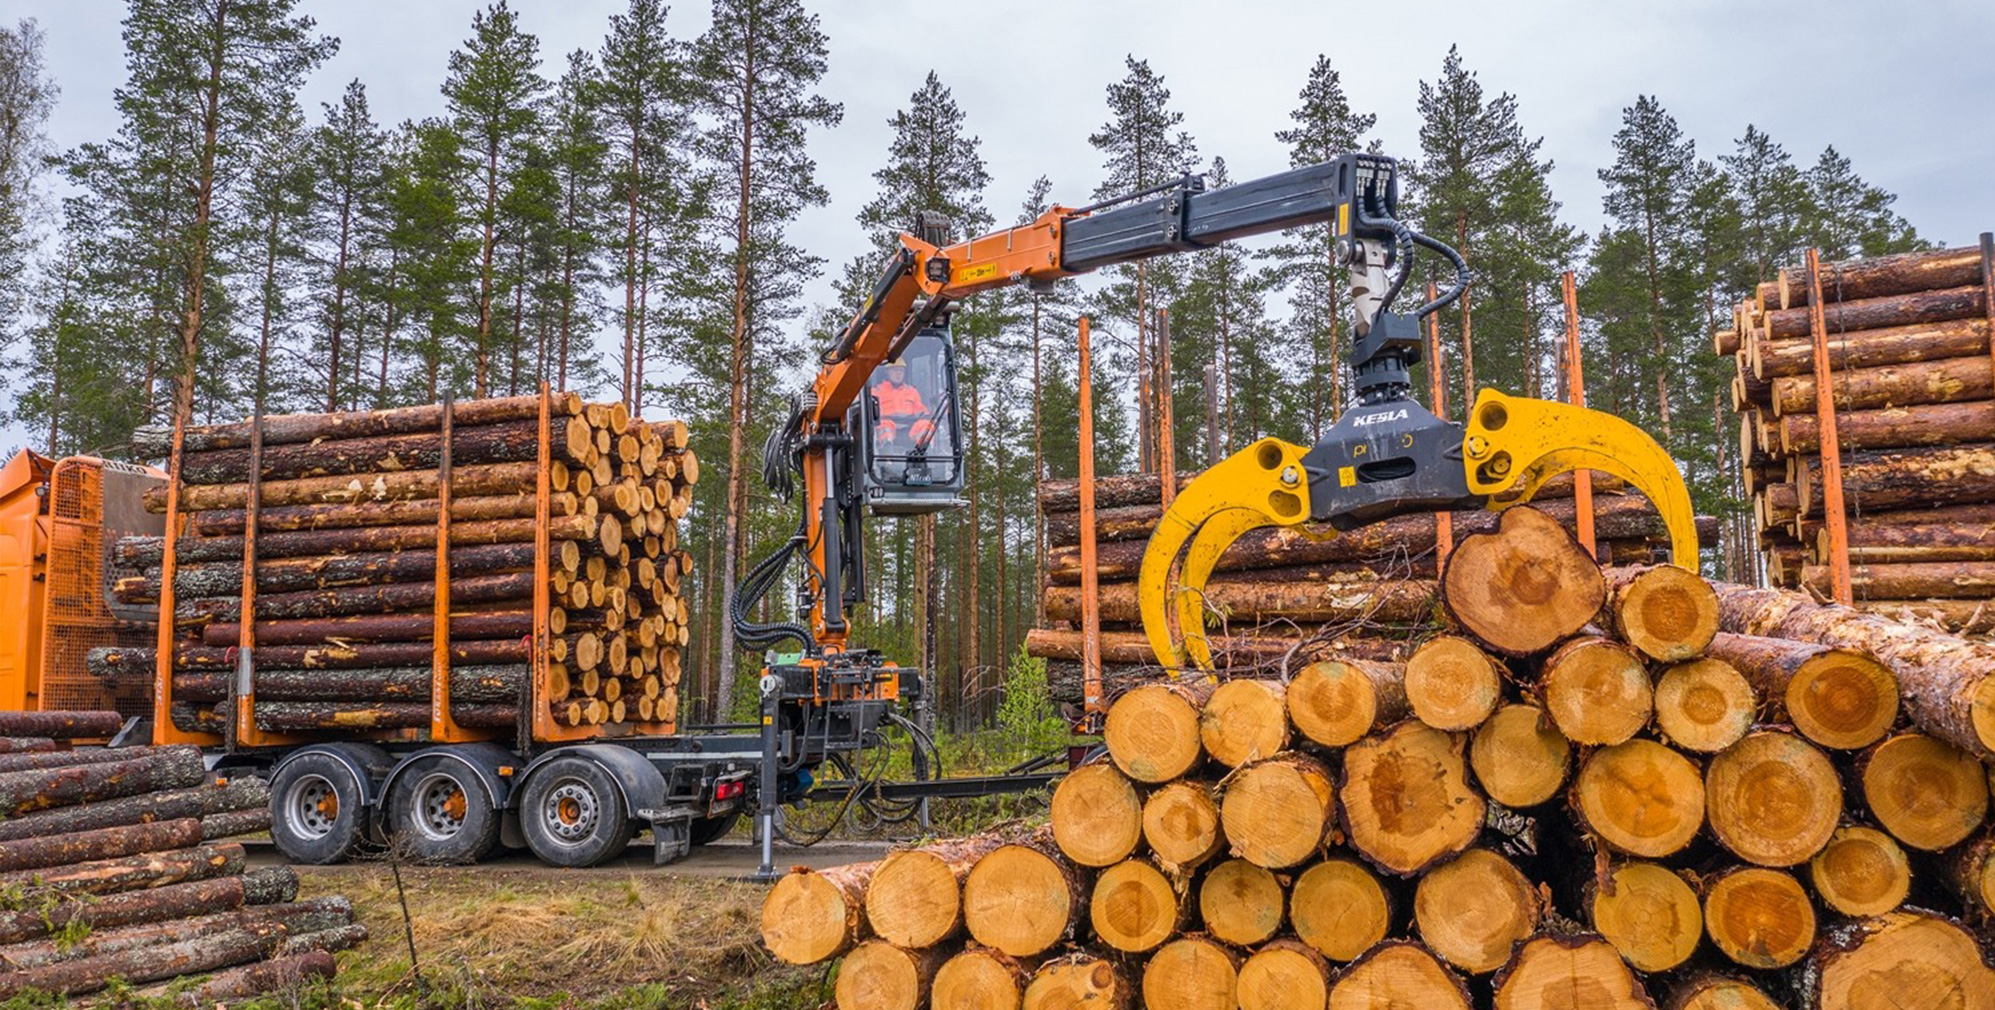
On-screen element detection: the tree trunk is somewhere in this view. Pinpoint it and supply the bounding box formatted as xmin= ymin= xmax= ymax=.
xmin=94 ymin=639 xmax=529 ymax=675
xmin=143 ymin=460 xmax=542 ymax=512
xmin=186 ymin=490 xmax=573 ymax=536
xmin=1414 ymin=848 xmax=1540 ymax=975
xmin=0 ymin=739 xmax=55 ymax=755
xmin=865 ymin=836 xmax=1008 ymax=950
xmin=1491 ymin=934 xmax=1653 ymax=1010
xmin=1855 ymin=598 xmax=1995 ymax=633
xmin=0 ymin=746 xmax=205 ymax=817
xmin=1751 ymin=317 xmax=1986 ymax=379
xmin=1794 ymin=444 xmax=1995 ymax=517
xmin=0 ymin=924 xmax=281 ymax=998
xmin=1778 ymin=246 xmax=1985 ymax=308
xmin=1340 ymin=723 xmax=1483 ymax=876
xmin=170 ymin=665 xmax=524 ymax=706
xmin=171 ymin=950 xmax=336 ymax=1006
xmin=0 ymin=818 xmax=203 ymax=874
xmin=0 ymin=842 xmax=244 ymax=897
xmin=1771 ymin=354 xmax=1993 ymax=416
xmin=1331 ymin=941 xmax=1470 ymax=1010
xmin=251 ymin=701 xmax=516 ymax=732
xmin=201 ymin=807 xmax=272 ymax=840
xmin=0 ymin=711 xmax=123 ymax=738
xmin=1442 ymin=507 xmax=1604 ymax=656
xmin=200 ymin=610 xmax=532 ymax=647
xmin=175 ymin=419 xmax=567 ymax=486
xmin=1710 ymin=581 xmax=1995 ymax=757
xmin=1586 ymin=861 xmax=1701 ymax=974
xmin=0 ymin=747 xmax=159 ymax=775
xmin=1763 ymin=284 xmax=1986 ymax=341
xmin=175 ymin=572 xmax=535 ymax=622
xmin=1044 ymin=576 xmax=1436 ymax=627
xmin=0 ymin=778 xmax=266 ymax=843
xmin=130 ymin=392 xmax=579 ymax=457
xmin=1049 ymin=763 xmax=1142 ymax=867
xmin=1780 ymin=400 xmax=1995 ymax=455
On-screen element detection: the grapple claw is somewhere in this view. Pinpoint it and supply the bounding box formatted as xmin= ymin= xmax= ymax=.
xmin=1138 ymin=438 xmax=1315 ymax=669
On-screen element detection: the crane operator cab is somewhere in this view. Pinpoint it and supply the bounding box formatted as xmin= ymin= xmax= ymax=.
xmin=850 ymin=326 xmax=964 ymax=515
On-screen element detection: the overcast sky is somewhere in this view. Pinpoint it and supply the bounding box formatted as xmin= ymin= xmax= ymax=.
xmin=8 ymin=0 xmax=1995 ymax=454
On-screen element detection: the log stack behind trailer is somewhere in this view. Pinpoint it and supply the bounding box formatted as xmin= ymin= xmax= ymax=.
xmin=96 ymin=391 xmax=699 ymax=743
xmin=766 ymin=506 xmax=1995 ymax=1010
xmin=0 ymin=711 xmax=362 ymax=1003
xmin=1720 ymin=242 xmax=1995 ymax=634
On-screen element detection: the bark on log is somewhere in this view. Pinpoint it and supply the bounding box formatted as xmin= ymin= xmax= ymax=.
xmin=168 ymin=950 xmax=337 ymax=1006
xmin=178 ymin=571 xmax=536 ymax=622
xmin=1651 ymin=658 xmax=1755 ymax=754
xmin=1340 ymin=722 xmax=1484 ymax=876
xmin=1572 ymin=739 xmax=1705 ymax=858
xmin=1222 ymin=752 xmax=1337 ymax=869
xmin=171 ymin=665 xmax=524 ymax=706
xmin=759 ymin=860 xmax=876 ymax=964
xmin=1469 ymin=704 xmax=1571 ymax=808
xmin=1586 ymin=861 xmax=1701 ymax=973
xmin=1037 ymin=470 xmax=1195 ymax=512
xmin=1092 ymin=858 xmax=1186 ymax=954
xmin=0 ymin=745 xmax=205 ymax=817
xmin=0 ymin=776 xmax=267 ymax=842
xmin=131 ymin=513 xmax=595 ymax=567
xmin=1800 ymin=909 xmax=1995 ymax=1010
xmin=1780 ymin=400 xmax=1995 ymax=454
xmin=1763 ymin=283 xmax=1986 ymax=341
xmin=103 ymin=639 xmax=530 ymax=674
xmin=0 ymin=711 xmax=123 ymax=739
xmin=1811 ymin=825 xmax=1911 ymax=918
xmin=1773 ymin=353 xmax=1995 ymax=417
xmin=143 ymin=460 xmax=543 ymax=512
xmin=0 ymin=746 xmax=162 ymax=775
xmin=201 ymin=609 xmax=532 ymax=647
xmin=252 ymin=701 xmax=517 ymax=732
xmin=1703 ymin=632 xmax=1897 ymax=750
xmin=1043 ymin=576 xmax=1438 ymax=626
xmin=0 ymin=923 xmax=281 ymax=998
xmin=1701 ymin=866 xmax=1815 ymax=969
xmin=1413 ymin=848 xmax=1541 ymax=974
xmin=0 ymin=817 xmax=203 ymax=873
xmin=1328 ymin=940 xmax=1471 ymax=1010
xmin=0 ymin=896 xmax=349 ymax=973
xmin=0 ymin=876 xmax=248 ymax=945
xmin=1777 ymin=246 xmax=1985 ymax=309
xmin=1802 ymin=560 xmax=1995 ymax=600
xmin=1752 ymin=316 xmax=1989 ymax=379
xmin=201 ymin=806 xmax=272 ymax=840
xmin=129 ymin=391 xmax=581 ymax=456
xmin=1288 ymin=657 xmax=1409 ymax=747
xmin=128 ymin=542 xmax=539 ymax=600
xmin=1823 ymin=521 xmax=1995 ymax=564
xmin=865 ymin=836 xmax=1008 ymax=949
xmin=1442 ymin=507 xmax=1604 ymax=656
xmin=1704 ymin=730 xmax=1841 ymax=867
xmin=1711 ymin=581 xmax=1995 ymax=757
xmin=1491 ymin=933 xmax=1655 ymax=1010
xmin=1293 ymin=858 xmax=1392 ymax=963
xmin=0 ymin=739 xmax=55 ymax=754
xmin=1855 ymin=598 xmax=1995 ymax=634
xmin=1049 ymin=762 xmax=1142 ymax=867
xmin=175 ymin=419 xmax=564 ymax=485
xmin=187 ymin=490 xmax=571 ymax=536
xmin=963 ymin=835 xmax=1085 ymax=958
xmin=0 ymin=842 xmax=244 ymax=896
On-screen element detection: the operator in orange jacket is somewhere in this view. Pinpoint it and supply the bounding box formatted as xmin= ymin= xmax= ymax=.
xmin=872 ymin=359 xmax=935 ymax=451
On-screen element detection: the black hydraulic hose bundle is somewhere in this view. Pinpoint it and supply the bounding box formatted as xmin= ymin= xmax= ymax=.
xmin=1356 ymin=193 xmax=1472 ymax=320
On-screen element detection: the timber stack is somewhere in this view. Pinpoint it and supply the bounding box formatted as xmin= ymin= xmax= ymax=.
xmin=766 ymin=505 xmax=1995 ymax=1010
xmin=1027 ymin=467 xmax=1716 ymax=679
xmin=0 ymin=710 xmax=363 ymax=1003
xmin=1717 ymin=242 xmax=1995 ymax=634
xmin=95 ymin=392 xmax=698 ymax=735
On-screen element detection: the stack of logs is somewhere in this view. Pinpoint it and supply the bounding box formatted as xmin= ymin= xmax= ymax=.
xmin=764 ymin=506 xmax=1995 ymax=1010
xmin=0 ymin=711 xmax=364 ymax=1003
xmin=96 ymin=393 xmax=698 ymax=734
xmin=1026 ymin=468 xmax=1716 ymax=677
xmin=1718 ymin=243 xmax=1995 ymax=633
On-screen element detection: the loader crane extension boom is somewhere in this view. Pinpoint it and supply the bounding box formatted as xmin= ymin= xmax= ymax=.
xmin=739 ymin=152 xmax=1697 ymax=687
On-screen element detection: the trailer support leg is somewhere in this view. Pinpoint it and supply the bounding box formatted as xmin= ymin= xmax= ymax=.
xmin=754 ymin=673 xmax=780 ymax=882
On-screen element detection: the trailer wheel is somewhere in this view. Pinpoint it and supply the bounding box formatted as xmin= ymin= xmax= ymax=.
xmin=689 ymin=812 xmax=739 ymax=846
xmin=519 ymin=756 xmax=629 ymax=867
xmin=270 ymin=753 xmax=368 ymax=865
xmin=386 ymin=758 xmax=500 ymax=864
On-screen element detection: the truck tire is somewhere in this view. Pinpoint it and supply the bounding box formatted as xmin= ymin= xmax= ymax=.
xmin=689 ymin=812 xmax=739 ymax=846
xmin=386 ymin=757 xmax=500 ymax=864
xmin=270 ymin=752 xmax=368 ymax=865
xmin=519 ymin=755 xmax=629 ymax=868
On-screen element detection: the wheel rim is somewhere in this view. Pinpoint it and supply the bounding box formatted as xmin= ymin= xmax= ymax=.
xmin=542 ymin=776 xmax=600 ymax=845
xmin=287 ymin=774 xmax=340 ymax=840
xmin=411 ymin=772 xmax=470 ymax=842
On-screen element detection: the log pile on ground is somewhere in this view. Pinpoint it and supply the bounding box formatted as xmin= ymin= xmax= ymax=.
xmin=768 ymin=505 xmax=1995 ymax=1010
xmin=0 ymin=711 xmax=361 ymax=1002
xmin=1718 ymin=244 xmax=1995 ymax=634
xmin=98 ymin=393 xmax=697 ymax=734
xmin=1027 ymin=468 xmax=1718 ymax=684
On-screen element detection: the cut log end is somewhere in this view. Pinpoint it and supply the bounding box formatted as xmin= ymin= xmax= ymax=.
xmin=1104 ymin=683 xmax=1207 ymax=783
xmin=865 ymin=849 xmax=962 ymax=949
xmin=1022 ymin=956 xmax=1131 ymax=1010
xmin=1665 ymin=977 xmax=1779 ymax=1010
xmin=1810 ymin=825 xmax=1912 ymax=918
xmin=1238 ymin=942 xmax=1328 ymax=1010
xmin=1340 ymin=723 xmax=1484 ymax=876
xmin=1469 ymin=705 xmax=1571 ymax=808
xmin=1574 ymin=739 xmax=1706 ymax=859
xmin=834 ymin=941 xmax=938 ymax=1010
xmin=1790 ymin=649 xmax=1899 ymax=750
xmin=1608 ymin=564 xmax=1719 ymax=662
xmin=1413 ymin=848 xmax=1541 ymax=975
xmin=1541 ymin=637 xmax=1653 ymax=746
xmin=1199 ymin=679 xmax=1290 ymax=767
xmin=1862 ymin=732 xmax=1990 ymax=851
xmin=1328 ymin=942 xmax=1470 ymax=1010
xmin=963 ymin=843 xmax=1078 ymax=958
xmin=1292 ymin=858 xmax=1391 ymax=962
xmin=1588 ymin=861 xmax=1701 ymax=973
xmin=1287 ymin=659 xmax=1403 ymax=747
xmin=1089 ymin=858 xmax=1179 ymax=954
xmin=1703 ymin=867 xmax=1816 ymax=970
xmin=1142 ymin=781 xmax=1222 ymax=872
xmin=1222 ymin=753 xmax=1336 ymax=869
xmin=1807 ymin=911 xmax=1995 ymax=1010
xmin=933 ymin=949 xmax=1026 ymax=1010
xmin=1404 ymin=636 xmax=1503 ymax=731
xmin=758 ymin=864 xmax=869 ymax=965
xmin=1049 ymin=763 xmax=1142 ymax=867
xmin=1492 ymin=934 xmax=1652 ymax=1010
xmin=1443 ymin=507 xmax=1605 ymax=656
xmin=1198 ymin=859 xmax=1284 ymax=947
xmin=1142 ymin=936 xmax=1239 ymax=1010
xmin=1653 ymin=659 xmax=1754 ymax=753
xmin=1704 ymin=730 xmax=1841 ymax=867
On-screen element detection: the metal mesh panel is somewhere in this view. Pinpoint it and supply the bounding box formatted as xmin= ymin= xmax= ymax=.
xmin=41 ymin=461 xmax=145 ymax=718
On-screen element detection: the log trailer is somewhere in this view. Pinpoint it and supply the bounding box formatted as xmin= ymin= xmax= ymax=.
xmin=742 ymin=151 xmax=1698 ymax=868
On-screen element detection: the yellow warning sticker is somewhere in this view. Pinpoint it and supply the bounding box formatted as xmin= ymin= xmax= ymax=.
xmin=1337 ymin=204 xmax=1349 ymax=235
xmin=954 ymin=262 xmax=1000 ymax=284
xmin=1339 ymin=466 xmax=1357 ymax=488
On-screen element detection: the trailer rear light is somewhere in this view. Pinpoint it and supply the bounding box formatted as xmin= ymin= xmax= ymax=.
xmin=715 ymin=780 xmax=744 ymax=801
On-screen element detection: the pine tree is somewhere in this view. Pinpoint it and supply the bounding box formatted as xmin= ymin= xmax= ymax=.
xmin=1597 ymin=94 xmax=1695 ymax=445
xmin=690 ymin=0 xmax=840 ymax=719
xmin=1266 ymin=55 xmax=1374 ymax=434
xmin=243 ymin=103 xmax=314 ymax=414
xmin=0 ymin=18 xmax=56 ymax=356
xmin=380 ymin=118 xmax=478 ymax=402
xmin=1800 ymin=145 xmax=1923 ymax=259
xmin=1178 ymin=157 xmax=1281 ymax=459
xmin=443 ymin=1 xmax=546 ymax=397
xmin=544 ymin=50 xmax=609 ymax=392
xmin=306 ymin=79 xmax=383 ymax=411
xmin=1720 ymin=125 xmax=1805 ymax=284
